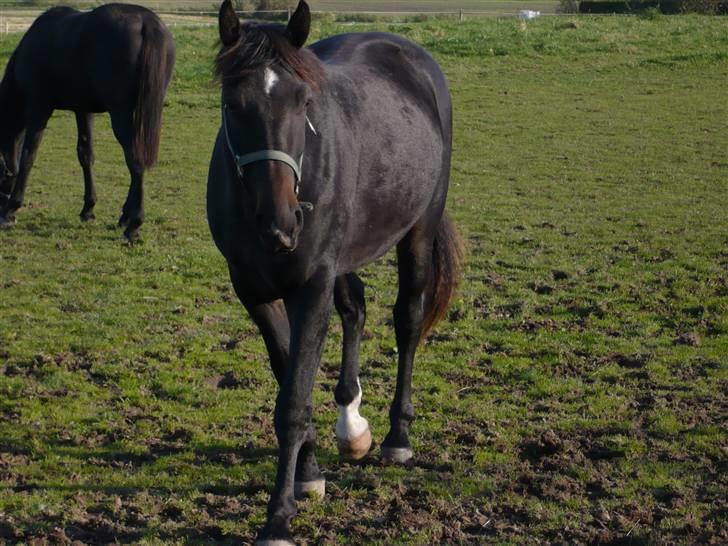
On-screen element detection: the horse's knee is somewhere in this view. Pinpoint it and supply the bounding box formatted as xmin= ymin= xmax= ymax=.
xmin=274 ymin=402 xmax=312 ymax=441
xmin=335 ymin=277 xmax=366 ymax=331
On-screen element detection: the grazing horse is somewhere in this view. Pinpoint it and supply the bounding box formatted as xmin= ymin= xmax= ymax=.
xmin=207 ymin=1 xmax=463 ymax=544
xmin=0 ymin=3 xmax=175 ymax=240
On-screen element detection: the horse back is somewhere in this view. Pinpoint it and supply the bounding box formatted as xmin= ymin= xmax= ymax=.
xmin=311 ymin=32 xmax=451 ymax=140
xmin=309 ymin=33 xmax=453 ymax=271
xmin=10 ymin=4 xmax=173 ymax=113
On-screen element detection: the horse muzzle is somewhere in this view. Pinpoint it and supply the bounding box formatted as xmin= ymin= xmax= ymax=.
xmin=269 ymin=225 xmax=298 ymax=253
xmin=261 ymin=205 xmax=303 ymax=254
xmin=0 ymin=191 xmax=10 ymax=210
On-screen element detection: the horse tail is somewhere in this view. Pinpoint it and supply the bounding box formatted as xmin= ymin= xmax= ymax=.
xmin=421 ymin=211 xmax=464 ymax=342
xmin=133 ymin=21 xmax=172 ymax=168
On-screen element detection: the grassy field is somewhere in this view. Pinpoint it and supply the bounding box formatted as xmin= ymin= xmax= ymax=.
xmin=0 ymin=1 xmax=559 ymax=13
xmin=284 ymin=1 xmax=557 ymax=12
xmin=1 ymin=14 xmax=727 ymax=546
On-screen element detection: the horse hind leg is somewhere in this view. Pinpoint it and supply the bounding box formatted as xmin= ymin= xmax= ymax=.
xmin=382 ymin=221 xmax=436 ymax=464
xmin=333 ymin=273 xmax=372 ymax=461
xmin=110 ymin=108 xmax=144 ymax=241
xmin=75 ymin=112 xmax=97 ymax=221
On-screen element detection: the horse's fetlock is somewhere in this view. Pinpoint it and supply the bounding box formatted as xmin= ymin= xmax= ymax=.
xmin=402 ymin=402 xmax=415 ymax=421
xmin=334 ymin=380 xmax=360 ymax=407
xmin=390 ymin=402 xmax=415 ymax=423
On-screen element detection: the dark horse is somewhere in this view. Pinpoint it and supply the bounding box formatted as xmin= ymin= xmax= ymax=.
xmin=207 ymin=1 xmax=462 ymax=544
xmin=0 ymin=3 xmax=175 ymax=240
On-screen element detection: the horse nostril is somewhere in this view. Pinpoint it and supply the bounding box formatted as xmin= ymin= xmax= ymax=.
xmin=271 ymin=225 xmax=294 ymax=250
xmin=294 ymin=207 xmax=303 ymax=228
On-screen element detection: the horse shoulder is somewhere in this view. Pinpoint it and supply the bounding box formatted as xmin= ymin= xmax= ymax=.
xmin=316 ymin=33 xmax=448 ymax=133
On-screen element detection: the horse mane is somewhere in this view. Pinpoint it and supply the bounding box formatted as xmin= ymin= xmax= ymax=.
xmin=214 ymin=23 xmax=323 ymax=92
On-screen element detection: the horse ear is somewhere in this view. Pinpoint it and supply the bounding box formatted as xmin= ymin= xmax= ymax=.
xmin=219 ymin=0 xmax=241 ymax=47
xmin=286 ymin=1 xmax=310 ymax=49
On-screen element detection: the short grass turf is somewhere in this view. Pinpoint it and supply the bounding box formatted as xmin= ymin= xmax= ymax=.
xmin=0 ymin=14 xmax=727 ymax=546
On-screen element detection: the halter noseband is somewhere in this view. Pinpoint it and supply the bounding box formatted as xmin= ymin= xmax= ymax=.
xmin=230 ymin=149 xmax=302 ymax=183
xmin=222 ymin=104 xmax=312 ymax=208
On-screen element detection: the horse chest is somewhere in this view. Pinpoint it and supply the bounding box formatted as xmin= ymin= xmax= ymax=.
xmin=227 ymin=250 xmax=310 ymax=304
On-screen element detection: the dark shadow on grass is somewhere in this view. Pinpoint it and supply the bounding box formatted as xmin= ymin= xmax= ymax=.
xmin=4 ymin=440 xmax=279 ymax=496
xmin=339 ymin=452 xmax=454 ymax=473
xmin=15 ymin=215 xmax=81 ymax=235
xmin=192 ymin=443 xmax=278 ymax=464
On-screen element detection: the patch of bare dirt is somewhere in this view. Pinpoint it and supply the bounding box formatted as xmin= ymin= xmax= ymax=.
xmin=206 ymin=371 xmax=260 ymax=390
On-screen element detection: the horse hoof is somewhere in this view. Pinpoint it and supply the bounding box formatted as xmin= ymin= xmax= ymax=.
xmin=294 ymin=478 xmax=325 ymax=500
xmin=0 ymin=215 xmax=16 ymax=229
xmin=337 ymin=427 xmax=372 ymax=461
xmin=123 ymin=226 xmax=140 ymax=243
xmin=381 ymin=446 xmax=413 ymax=465
xmin=255 ymin=541 xmax=296 ymax=546
xmin=80 ymin=211 xmax=95 ymax=222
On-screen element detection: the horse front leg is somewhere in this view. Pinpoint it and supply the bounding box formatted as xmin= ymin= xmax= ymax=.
xmin=0 ymin=109 xmax=51 ymax=228
xmin=75 ymin=112 xmax=97 ymax=221
xmin=236 ymin=294 xmax=325 ymax=500
xmin=256 ymin=269 xmax=335 ymax=546
xmin=333 ymin=273 xmax=372 ymax=461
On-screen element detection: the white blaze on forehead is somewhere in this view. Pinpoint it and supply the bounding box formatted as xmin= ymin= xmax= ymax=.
xmin=335 ymin=379 xmax=369 ymax=441
xmin=264 ymin=67 xmax=279 ymax=96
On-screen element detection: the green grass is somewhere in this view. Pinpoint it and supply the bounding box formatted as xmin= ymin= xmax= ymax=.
xmin=1 ymin=14 xmax=727 ymax=545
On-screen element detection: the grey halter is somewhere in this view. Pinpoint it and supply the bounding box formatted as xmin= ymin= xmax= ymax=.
xmin=222 ymin=104 xmax=304 ymax=195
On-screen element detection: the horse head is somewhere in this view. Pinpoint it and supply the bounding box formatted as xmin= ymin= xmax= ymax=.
xmin=216 ymin=0 xmax=319 ymax=254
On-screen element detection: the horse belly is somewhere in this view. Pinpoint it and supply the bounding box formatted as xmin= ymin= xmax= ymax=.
xmin=49 ymin=80 xmax=108 ymax=112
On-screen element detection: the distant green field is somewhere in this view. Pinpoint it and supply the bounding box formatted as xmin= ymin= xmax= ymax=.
xmin=0 ymin=0 xmax=560 ymax=15
xmin=308 ymin=0 xmax=557 ymax=11
xmin=0 ymin=14 xmax=726 ymax=546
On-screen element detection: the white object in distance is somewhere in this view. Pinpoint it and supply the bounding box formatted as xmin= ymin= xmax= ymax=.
xmin=519 ymin=10 xmax=541 ymax=20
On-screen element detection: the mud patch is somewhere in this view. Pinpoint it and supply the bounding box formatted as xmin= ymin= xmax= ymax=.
xmin=206 ymin=371 xmax=260 ymax=390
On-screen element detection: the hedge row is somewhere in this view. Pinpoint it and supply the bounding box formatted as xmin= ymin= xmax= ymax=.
xmin=577 ymin=0 xmax=728 ymax=13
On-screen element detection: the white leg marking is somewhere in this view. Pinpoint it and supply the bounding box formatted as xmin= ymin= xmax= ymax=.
xmin=264 ymin=67 xmax=279 ymax=96
xmin=336 ymin=378 xmax=369 ymax=441
xmin=294 ymin=478 xmax=326 ymax=499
